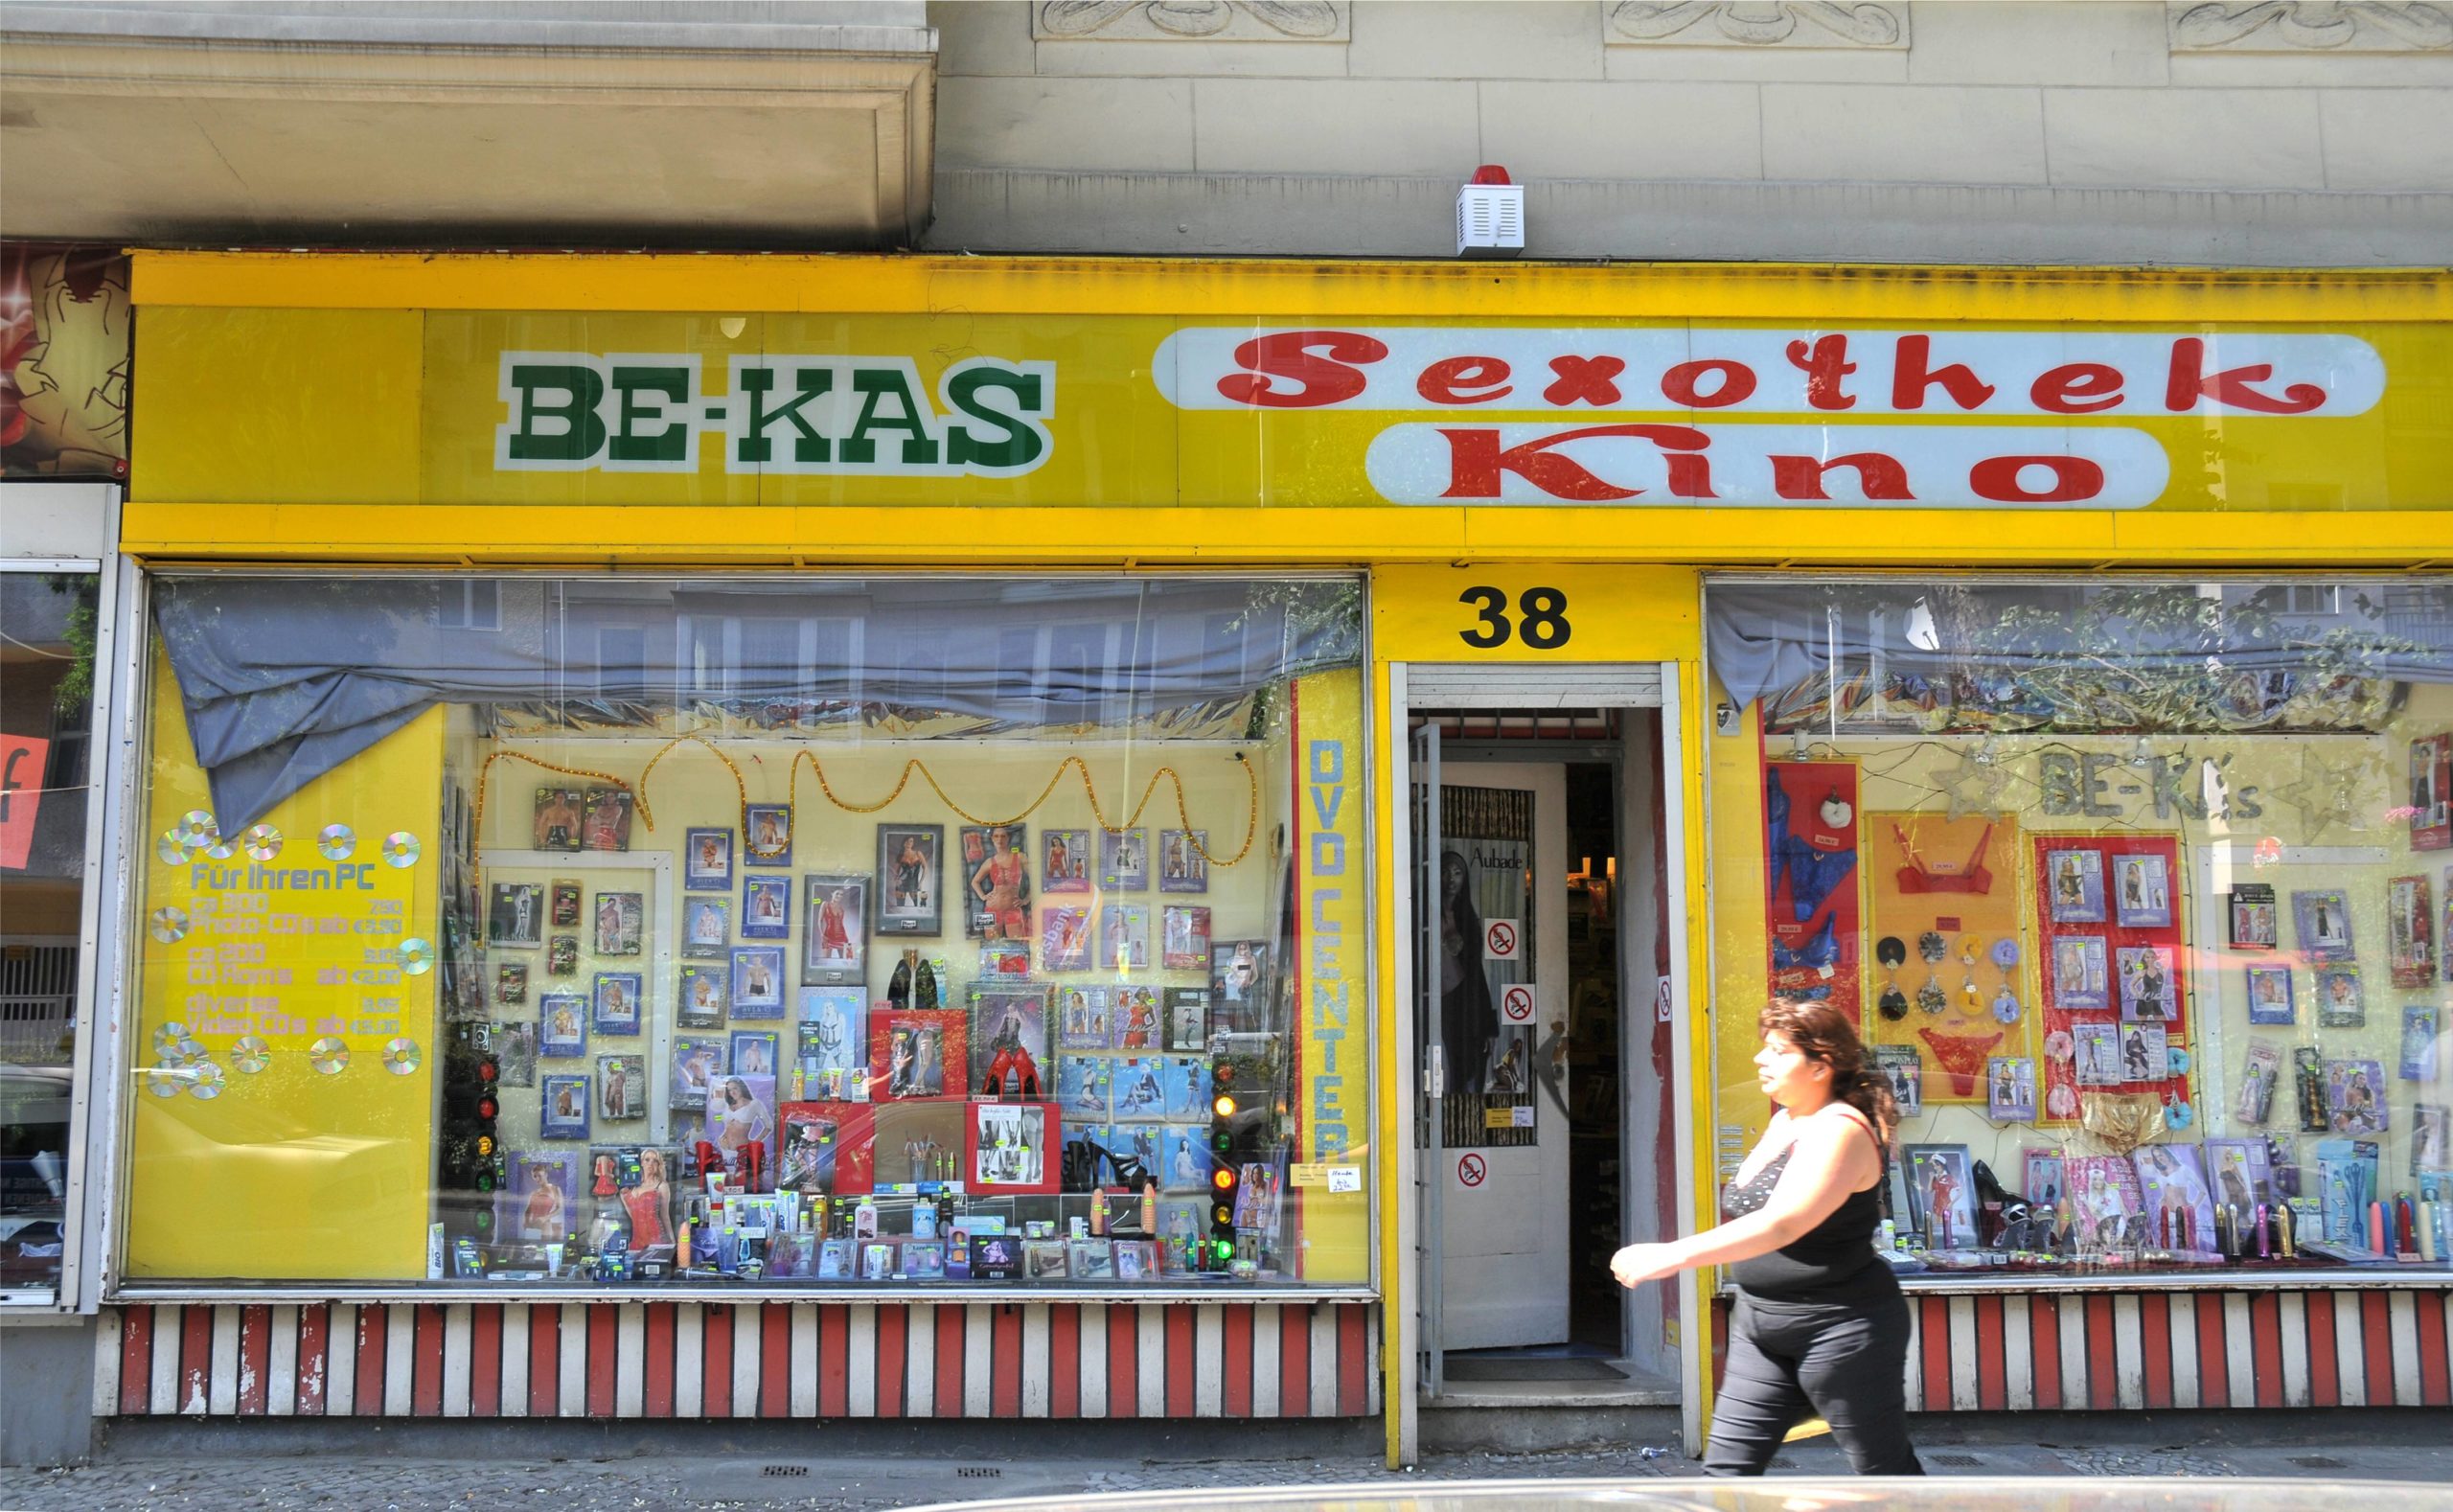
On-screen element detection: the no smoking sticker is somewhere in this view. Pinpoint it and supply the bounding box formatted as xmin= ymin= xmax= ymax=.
xmin=1484 ymin=919 xmax=1519 ymax=961
xmin=1456 ymin=1153 xmax=1487 ymax=1187
xmin=1501 ymin=984 xmax=1535 ymax=1023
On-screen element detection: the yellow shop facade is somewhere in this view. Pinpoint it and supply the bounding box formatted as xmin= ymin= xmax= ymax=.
xmin=95 ymin=253 xmax=2453 ymax=1457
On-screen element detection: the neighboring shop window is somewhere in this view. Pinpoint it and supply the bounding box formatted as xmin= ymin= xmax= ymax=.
xmin=0 ymin=571 xmax=98 ymax=1298
xmin=1705 ymin=577 xmax=2453 ymax=1277
xmin=125 ymin=575 xmax=1371 ymax=1291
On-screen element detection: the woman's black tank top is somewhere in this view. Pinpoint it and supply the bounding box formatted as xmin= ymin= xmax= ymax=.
xmin=1721 ymin=1119 xmax=1893 ymax=1304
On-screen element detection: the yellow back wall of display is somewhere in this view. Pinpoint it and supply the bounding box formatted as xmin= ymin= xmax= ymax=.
xmin=121 ymin=255 xmax=2453 ymax=568
xmin=126 ymin=652 xmax=444 ymax=1281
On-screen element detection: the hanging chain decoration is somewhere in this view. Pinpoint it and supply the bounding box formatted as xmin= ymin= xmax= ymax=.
xmin=788 ymin=747 xmax=1259 ymax=868
xmin=635 ymin=734 xmax=750 ymax=838
xmin=470 ymin=749 xmax=634 ymax=867
xmin=493 ymin=738 xmax=1259 ymax=870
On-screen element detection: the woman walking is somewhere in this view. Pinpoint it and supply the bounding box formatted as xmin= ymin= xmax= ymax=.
xmin=1611 ymin=997 xmax=1923 ymax=1477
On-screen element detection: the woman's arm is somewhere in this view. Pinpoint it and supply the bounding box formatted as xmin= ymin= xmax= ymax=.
xmin=1612 ymin=1112 xmax=1876 ymax=1286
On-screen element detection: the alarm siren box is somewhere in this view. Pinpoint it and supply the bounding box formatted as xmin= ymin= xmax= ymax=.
xmin=1457 ymin=164 xmax=1524 ymax=259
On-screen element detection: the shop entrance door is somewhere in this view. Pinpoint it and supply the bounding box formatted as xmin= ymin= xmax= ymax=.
xmin=1396 ymin=668 xmax=1698 ymax=1464
xmin=1422 ymin=760 xmax=1570 ymax=1355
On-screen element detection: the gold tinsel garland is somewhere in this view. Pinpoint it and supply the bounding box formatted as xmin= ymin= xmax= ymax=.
xmin=477 ymin=735 xmax=1261 ymax=871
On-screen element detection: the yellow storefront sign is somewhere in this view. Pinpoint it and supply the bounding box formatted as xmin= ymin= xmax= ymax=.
xmin=123 ymin=255 xmax=2451 ymax=567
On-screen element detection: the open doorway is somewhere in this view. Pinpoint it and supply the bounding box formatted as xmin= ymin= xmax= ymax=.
xmin=1408 ymin=702 xmax=1682 ymax=1408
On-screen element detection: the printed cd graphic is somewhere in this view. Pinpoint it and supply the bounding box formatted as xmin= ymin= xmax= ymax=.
xmin=189 ymin=1061 xmax=226 ymax=1100
xmin=382 ymin=831 xmax=422 ymax=868
xmin=156 ymin=832 xmax=189 ymax=864
xmin=150 ymin=1021 xmax=193 ymax=1056
xmin=309 ymin=1038 xmax=351 ymax=1075
xmin=398 ymin=937 xmax=434 ymax=974
xmin=382 ymin=1038 xmax=423 ymax=1076
xmin=149 ymin=906 xmax=189 ymax=944
xmin=241 ymin=823 xmax=284 ymax=861
xmin=177 ymin=810 xmax=218 ymax=846
xmin=318 ymin=823 xmax=356 ymax=860
xmin=147 ymin=1069 xmax=185 ymax=1099
xmin=231 ymin=1037 xmax=273 ymax=1074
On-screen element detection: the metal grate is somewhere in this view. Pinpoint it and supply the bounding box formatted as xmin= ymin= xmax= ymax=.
xmin=759 ymin=1465 xmax=808 ymax=1478
xmin=2290 ymin=1455 xmax=2348 ymax=1470
xmin=955 ymin=1467 xmax=1002 ymax=1479
xmin=0 ymin=943 xmax=77 ymax=1063
xmin=1930 ymin=1453 xmax=1983 ymax=1467
xmin=0 ymin=944 xmax=77 ymax=997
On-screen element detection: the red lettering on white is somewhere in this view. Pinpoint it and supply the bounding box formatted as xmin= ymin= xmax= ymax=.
xmin=1891 ymin=335 xmax=1997 ymax=411
xmin=1215 ymin=331 xmax=1387 ymax=409
xmin=1543 ymin=355 xmax=1626 ymax=407
xmin=1415 ymin=355 xmax=1513 ymax=405
xmin=1784 ymin=335 xmax=1858 ymax=411
xmin=1970 ymin=454 xmax=2104 ymax=503
xmin=1769 ymin=452 xmax=1914 ymax=501
xmin=2031 ymin=362 xmax=2124 ymax=415
xmin=1662 ymin=358 xmax=1758 ymax=409
xmin=2164 ymin=337 xmax=2327 ymax=414
xmin=1438 ymin=424 xmax=1712 ymax=502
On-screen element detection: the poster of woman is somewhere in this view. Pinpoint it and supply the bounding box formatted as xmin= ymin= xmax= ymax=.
xmin=1903 ymin=1144 xmax=1976 ymax=1249
xmin=877 ymin=824 xmax=943 ymax=935
xmin=2133 ymin=1143 xmax=2217 ymax=1251
xmin=1041 ymin=829 xmax=1090 ymax=894
xmin=802 ymin=873 xmax=870 ymax=985
xmin=710 ymin=1075 xmax=777 ymax=1185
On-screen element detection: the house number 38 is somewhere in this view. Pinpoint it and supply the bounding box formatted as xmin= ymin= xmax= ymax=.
xmin=1458 ymin=586 xmax=1571 ymax=650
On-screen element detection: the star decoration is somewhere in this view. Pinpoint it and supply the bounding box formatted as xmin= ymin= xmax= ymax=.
xmin=1936 ymin=743 xmax=2013 ymax=820
xmin=2271 ymin=746 xmax=2366 ymax=841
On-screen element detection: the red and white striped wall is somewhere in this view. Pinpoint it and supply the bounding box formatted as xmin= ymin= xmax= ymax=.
xmin=93 ymin=1300 xmax=1379 ymax=1421
xmin=1712 ymin=1286 xmax=2453 ymax=1411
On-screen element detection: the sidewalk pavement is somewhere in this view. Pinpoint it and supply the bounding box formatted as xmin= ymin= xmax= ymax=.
xmin=6 ymin=1432 xmax=2452 ymax=1512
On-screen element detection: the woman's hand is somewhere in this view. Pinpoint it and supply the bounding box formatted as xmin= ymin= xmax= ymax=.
xmin=1610 ymin=1242 xmax=1685 ymax=1288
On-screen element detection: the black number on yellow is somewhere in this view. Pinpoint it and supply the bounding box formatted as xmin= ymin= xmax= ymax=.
xmin=1517 ymin=586 xmax=1570 ymax=649
xmin=1457 ymin=585 xmax=1571 ymax=650
xmin=1458 ymin=586 xmax=1509 ymax=649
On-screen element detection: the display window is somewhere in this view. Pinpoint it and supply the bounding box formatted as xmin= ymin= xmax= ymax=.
xmin=1706 ymin=576 xmax=2453 ymax=1281
xmin=120 ymin=573 xmax=1369 ymax=1293
xmin=1 ymin=570 xmax=100 ymax=1301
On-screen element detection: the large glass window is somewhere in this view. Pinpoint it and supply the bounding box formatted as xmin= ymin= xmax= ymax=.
xmin=1 ymin=571 xmax=98 ymax=1300
xmin=124 ymin=574 xmax=1371 ymax=1292
xmin=1707 ymin=576 xmax=2452 ymax=1280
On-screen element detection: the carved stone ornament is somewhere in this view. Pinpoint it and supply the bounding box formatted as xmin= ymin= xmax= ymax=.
xmin=1033 ymin=1 xmax=1348 ymax=41
xmin=1604 ymin=1 xmax=1908 ymax=48
xmin=2169 ymin=1 xmax=2453 ymax=50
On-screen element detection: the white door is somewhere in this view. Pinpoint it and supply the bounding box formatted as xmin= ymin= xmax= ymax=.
xmin=1433 ymin=761 xmax=1570 ymax=1351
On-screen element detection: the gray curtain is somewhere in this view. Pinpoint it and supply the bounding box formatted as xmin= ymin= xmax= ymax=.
xmin=1706 ymin=578 xmax=2453 ymax=715
xmin=155 ymin=576 xmax=1360 ymax=830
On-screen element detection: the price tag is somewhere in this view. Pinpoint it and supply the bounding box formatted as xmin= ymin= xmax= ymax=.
xmin=1325 ymin=1166 xmax=1362 ymax=1194
xmin=1290 ymin=1162 xmax=1329 ymax=1187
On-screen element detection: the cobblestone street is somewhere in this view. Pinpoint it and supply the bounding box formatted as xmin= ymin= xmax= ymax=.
xmin=8 ymin=1434 xmax=2453 ymax=1512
